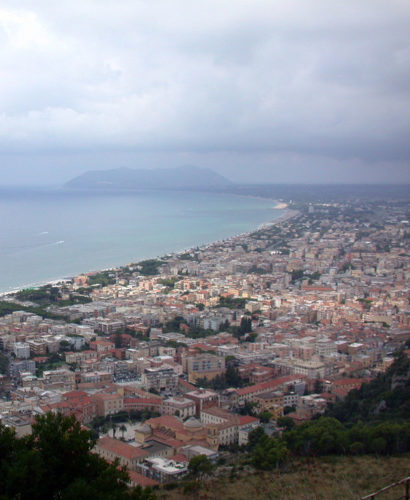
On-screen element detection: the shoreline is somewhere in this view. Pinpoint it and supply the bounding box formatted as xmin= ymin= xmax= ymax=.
xmin=0 ymin=203 xmax=298 ymax=299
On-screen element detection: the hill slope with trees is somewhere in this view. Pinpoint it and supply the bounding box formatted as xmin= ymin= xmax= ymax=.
xmin=0 ymin=413 xmax=155 ymax=500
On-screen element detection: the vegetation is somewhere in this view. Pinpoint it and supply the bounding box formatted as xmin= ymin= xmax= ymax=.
xmin=0 ymin=352 xmax=9 ymax=374
xmin=36 ymin=353 xmax=66 ymax=377
xmin=0 ymin=300 xmax=71 ymax=322
xmin=0 ymin=412 xmax=156 ymax=499
xmin=157 ymin=277 xmax=181 ymax=289
xmin=290 ymin=269 xmax=304 ymax=283
xmin=15 ymin=286 xmax=92 ymax=306
xmin=188 ymin=455 xmax=213 ymax=478
xmin=233 ymin=352 xmax=410 ymax=477
xmin=325 ymin=351 xmax=410 ymax=423
xmin=195 ymin=365 xmax=245 ymax=390
xmin=227 ymin=317 xmax=252 ymax=339
xmin=162 ymin=317 xmax=216 ymax=339
xmin=248 ymin=265 xmax=269 ymax=275
xmin=88 ymin=271 xmax=116 ymax=287
xmin=89 ymin=410 xmax=160 ymax=435
xmin=216 ymin=296 xmax=247 ymax=309
xmin=137 ymin=259 xmax=163 ymax=276
xmin=160 ymin=454 xmax=410 ymax=500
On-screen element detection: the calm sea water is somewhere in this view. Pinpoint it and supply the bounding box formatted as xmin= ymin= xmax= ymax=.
xmin=0 ymin=188 xmax=282 ymax=294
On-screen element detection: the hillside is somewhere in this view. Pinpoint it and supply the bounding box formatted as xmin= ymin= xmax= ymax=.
xmin=160 ymin=455 xmax=410 ymax=500
xmin=64 ymin=165 xmax=233 ymax=190
xmin=325 ymin=350 xmax=410 ymax=423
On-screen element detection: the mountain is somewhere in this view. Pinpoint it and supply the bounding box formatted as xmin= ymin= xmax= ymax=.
xmin=64 ymin=165 xmax=233 ymax=190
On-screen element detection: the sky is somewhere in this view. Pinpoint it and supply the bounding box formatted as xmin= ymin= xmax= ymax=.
xmin=0 ymin=0 xmax=409 ymax=185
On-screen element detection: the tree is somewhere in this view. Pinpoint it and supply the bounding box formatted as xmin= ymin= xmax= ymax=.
xmin=277 ymin=416 xmax=295 ymax=432
xmin=60 ymin=339 xmax=71 ymax=351
xmin=314 ymin=378 xmax=323 ymax=394
xmin=259 ymin=411 xmax=272 ymax=423
xmin=0 ymin=412 xmax=155 ymax=499
xmin=247 ymin=426 xmax=267 ymax=450
xmin=113 ymin=331 xmax=123 ymax=348
xmin=0 ymin=351 xmax=9 ymax=374
xmin=120 ymin=424 xmax=127 ymax=440
xmin=251 ymin=436 xmax=290 ymax=470
xmin=240 ymin=401 xmax=258 ymax=417
xmin=188 ymin=454 xmax=213 ymax=478
xmin=239 ymin=317 xmax=252 ymax=334
xmin=247 ymin=332 xmax=258 ymax=342
xmin=225 ymin=365 xmax=244 ymax=388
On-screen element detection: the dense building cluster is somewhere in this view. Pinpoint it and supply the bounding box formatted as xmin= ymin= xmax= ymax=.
xmin=0 ymin=198 xmax=408 ymax=485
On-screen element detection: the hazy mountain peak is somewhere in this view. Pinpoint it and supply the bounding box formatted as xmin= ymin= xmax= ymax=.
xmin=64 ymin=165 xmax=233 ymax=190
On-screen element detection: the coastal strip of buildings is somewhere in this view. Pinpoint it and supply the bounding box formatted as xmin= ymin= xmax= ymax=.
xmin=0 ymin=198 xmax=409 ymax=484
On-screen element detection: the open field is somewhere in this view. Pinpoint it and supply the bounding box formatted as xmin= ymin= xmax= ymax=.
xmin=158 ymin=455 xmax=410 ymax=500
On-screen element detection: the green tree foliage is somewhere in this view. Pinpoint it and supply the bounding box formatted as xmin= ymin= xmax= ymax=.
xmin=240 ymin=401 xmax=258 ymax=417
xmin=188 ymin=455 xmax=213 ymax=478
xmin=0 ymin=352 xmax=9 ymax=374
xmin=259 ymin=411 xmax=272 ymax=423
xmin=113 ymin=330 xmax=123 ymax=348
xmin=0 ymin=413 xmax=156 ymax=500
xmin=247 ymin=426 xmax=266 ymax=450
xmin=239 ymin=317 xmax=252 ymax=334
xmin=229 ymin=317 xmax=253 ymax=339
xmin=216 ymin=296 xmax=247 ymax=309
xmin=283 ymin=416 xmax=410 ymax=458
xmin=157 ymin=277 xmax=180 ymax=288
xmin=249 ymin=430 xmax=290 ymax=470
xmin=277 ymin=416 xmax=295 ymax=432
xmin=290 ymin=269 xmax=304 ymax=283
xmin=285 ymin=417 xmax=348 ymax=456
xmin=0 ymin=300 xmax=70 ymax=321
xmin=88 ymin=271 xmax=116 ymax=286
xmin=225 ymin=365 xmax=244 ymax=387
xmin=14 ymin=286 xmax=92 ymax=307
xmin=248 ymin=415 xmax=410 ymax=470
xmin=195 ymin=365 xmax=245 ymax=391
xmin=325 ymin=352 xmax=410 ymax=423
xmin=137 ymin=259 xmax=163 ymax=276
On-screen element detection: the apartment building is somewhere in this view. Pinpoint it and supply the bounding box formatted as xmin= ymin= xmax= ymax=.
xmin=183 ymin=353 xmax=225 ymax=384
xmin=185 ymin=389 xmax=220 ymax=415
xmin=141 ymin=367 xmax=178 ymax=392
xmin=92 ymin=392 xmax=124 ymax=417
xmin=13 ymin=342 xmax=30 ymax=359
xmin=253 ymin=390 xmax=284 ymax=421
xmin=161 ymin=397 xmax=196 ymax=419
xmin=95 ymin=437 xmax=148 ymax=470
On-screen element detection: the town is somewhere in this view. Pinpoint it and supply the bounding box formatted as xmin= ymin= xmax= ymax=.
xmin=0 ymin=196 xmax=409 ymax=488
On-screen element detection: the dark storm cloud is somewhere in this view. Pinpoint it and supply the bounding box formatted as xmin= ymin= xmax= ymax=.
xmin=0 ymin=0 xmax=409 ymax=183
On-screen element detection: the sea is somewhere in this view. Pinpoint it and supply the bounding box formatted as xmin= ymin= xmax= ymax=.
xmin=0 ymin=187 xmax=284 ymax=295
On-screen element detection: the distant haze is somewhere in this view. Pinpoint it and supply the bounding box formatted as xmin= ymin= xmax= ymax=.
xmin=0 ymin=1 xmax=409 ymax=185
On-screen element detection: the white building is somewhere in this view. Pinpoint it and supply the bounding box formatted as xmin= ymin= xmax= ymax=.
xmin=13 ymin=342 xmax=30 ymax=359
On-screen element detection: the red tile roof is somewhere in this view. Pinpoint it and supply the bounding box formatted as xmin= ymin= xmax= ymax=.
xmin=64 ymin=390 xmax=89 ymax=399
xmin=235 ymin=375 xmax=303 ymax=396
xmin=128 ymin=471 xmax=159 ymax=487
xmin=332 ymin=377 xmax=369 ymax=386
xmin=238 ymin=415 xmax=260 ymax=426
xmin=145 ymin=415 xmax=185 ymax=432
xmin=97 ymin=437 xmax=148 ymax=460
xmin=172 ymin=454 xmax=189 ymax=463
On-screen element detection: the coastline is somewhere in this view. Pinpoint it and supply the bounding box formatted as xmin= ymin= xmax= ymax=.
xmin=0 ymin=200 xmax=297 ymax=299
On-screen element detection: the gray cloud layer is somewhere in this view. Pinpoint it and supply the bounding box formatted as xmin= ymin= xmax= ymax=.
xmin=0 ymin=0 xmax=409 ymax=184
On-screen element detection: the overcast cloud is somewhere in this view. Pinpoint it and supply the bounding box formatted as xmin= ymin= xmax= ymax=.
xmin=0 ymin=0 xmax=409 ymax=184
